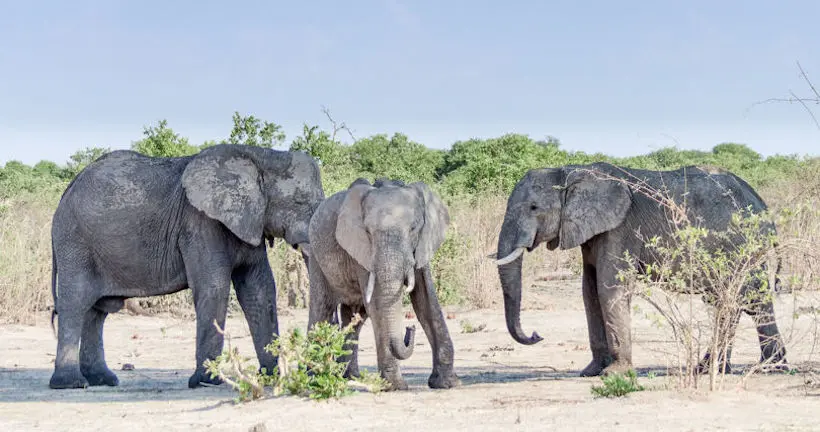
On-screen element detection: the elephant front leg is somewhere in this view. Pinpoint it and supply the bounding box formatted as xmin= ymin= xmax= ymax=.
xmin=80 ymin=307 xmax=119 ymax=386
xmin=596 ymin=265 xmax=634 ymax=376
xmin=232 ymin=258 xmax=279 ymax=377
xmin=409 ymin=267 xmax=460 ymax=389
xmin=747 ymin=297 xmax=789 ymax=371
xmin=579 ymin=263 xmax=613 ymax=377
xmin=188 ymin=274 xmax=231 ymax=389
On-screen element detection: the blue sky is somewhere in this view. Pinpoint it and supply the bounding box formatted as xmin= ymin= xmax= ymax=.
xmin=1 ymin=0 xmax=818 ymax=165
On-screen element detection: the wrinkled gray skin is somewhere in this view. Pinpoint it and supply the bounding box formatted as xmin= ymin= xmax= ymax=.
xmin=307 ymin=178 xmax=460 ymax=391
xmin=496 ymin=162 xmax=788 ymax=376
xmin=49 ymin=144 xmax=324 ymax=390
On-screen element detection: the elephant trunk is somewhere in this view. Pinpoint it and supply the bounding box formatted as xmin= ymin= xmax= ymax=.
xmin=382 ymin=293 xmax=416 ymax=360
xmin=497 ymin=218 xmax=543 ymax=346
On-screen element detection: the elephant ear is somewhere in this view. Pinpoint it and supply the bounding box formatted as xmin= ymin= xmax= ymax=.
xmin=559 ymin=169 xmax=631 ymax=250
xmin=411 ymin=182 xmax=450 ymax=268
xmin=335 ymin=184 xmax=375 ymax=271
xmin=182 ymin=146 xmax=266 ymax=247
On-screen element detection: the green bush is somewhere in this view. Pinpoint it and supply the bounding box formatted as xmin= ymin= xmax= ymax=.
xmin=204 ymin=317 xmax=389 ymax=402
xmin=590 ymin=370 xmax=645 ymax=398
xmin=2 ymin=109 xmax=818 ymax=321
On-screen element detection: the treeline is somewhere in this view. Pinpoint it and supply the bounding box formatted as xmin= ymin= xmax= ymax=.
xmin=1 ymin=112 xmax=815 ymax=201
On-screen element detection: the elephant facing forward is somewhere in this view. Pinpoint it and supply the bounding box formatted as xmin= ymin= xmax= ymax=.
xmin=49 ymin=144 xmax=324 ymax=389
xmin=494 ymin=162 xmax=788 ymax=376
xmin=306 ymin=178 xmax=460 ymax=391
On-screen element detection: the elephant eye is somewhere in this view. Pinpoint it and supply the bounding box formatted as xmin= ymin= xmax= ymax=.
xmin=530 ymin=204 xmax=538 ymax=211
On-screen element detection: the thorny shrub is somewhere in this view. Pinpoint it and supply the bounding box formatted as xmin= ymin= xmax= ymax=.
xmin=617 ymin=205 xmax=795 ymax=391
xmin=204 ymin=315 xmax=389 ymax=403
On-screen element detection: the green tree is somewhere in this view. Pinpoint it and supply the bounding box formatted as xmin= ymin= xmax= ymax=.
xmin=348 ymin=133 xmax=444 ymax=185
xmin=131 ymin=119 xmax=199 ymax=157
xmin=289 ymin=123 xmax=349 ymax=167
xmin=228 ymin=111 xmax=286 ymax=148
xmin=65 ymin=146 xmax=112 ymax=178
xmin=441 ymin=133 xmax=571 ymax=194
xmin=33 ymin=160 xmax=68 ymax=179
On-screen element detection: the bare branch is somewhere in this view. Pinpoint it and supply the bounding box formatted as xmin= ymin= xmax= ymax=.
xmin=745 ymin=60 xmax=820 ymax=130
xmin=797 ymin=60 xmax=820 ymax=101
xmin=789 ymin=89 xmax=820 ymax=131
xmin=320 ymin=105 xmax=357 ymax=142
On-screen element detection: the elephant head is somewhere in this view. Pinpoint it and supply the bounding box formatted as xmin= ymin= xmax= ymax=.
xmin=335 ymin=179 xmax=449 ymax=359
xmin=181 ymin=144 xmax=324 ymax=250
xmin=494 ymin=165 xmax=632 ymax=345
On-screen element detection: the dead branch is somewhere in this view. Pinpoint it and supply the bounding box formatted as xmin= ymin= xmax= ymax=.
xmin=747 ymin=60 xmax=820 ymax=130
xmin=321 ymin=105 xmax=357 ymax=142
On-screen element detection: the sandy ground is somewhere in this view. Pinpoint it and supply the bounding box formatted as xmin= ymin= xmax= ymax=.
xmin=2 ymin=281 xmax=820 ymax=432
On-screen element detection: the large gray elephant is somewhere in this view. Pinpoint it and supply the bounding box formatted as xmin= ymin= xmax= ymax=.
xmin=49 ymin=144 xmax=324 ymax=389
xmin=306 ymin=178 xmax=460 ymax=391
xmin=494 ymin=162 xmax=788 ymax=376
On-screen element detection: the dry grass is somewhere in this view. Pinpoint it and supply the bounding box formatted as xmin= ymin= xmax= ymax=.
xmin=759 ymin=162 xmax=820 ymax=293
xmin=1 ymin=168 xmax=817 ymax=324
xmin=0 ymin=192 xmax=60 ymax=324
xmin=441 ymin=194 xmax=579 ymax=309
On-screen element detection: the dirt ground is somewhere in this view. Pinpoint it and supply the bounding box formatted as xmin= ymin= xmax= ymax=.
xmin=2 ymin=280 xmax=820 ymax=432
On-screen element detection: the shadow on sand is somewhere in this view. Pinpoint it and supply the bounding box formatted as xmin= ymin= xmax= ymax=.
xmin=0 ymin=362 xmax=800 ymax=404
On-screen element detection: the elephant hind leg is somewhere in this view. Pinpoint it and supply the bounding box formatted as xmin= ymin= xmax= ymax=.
xmin=50 ymin=271 xmax=96 ymax=389
xmin=80 ymin=307 xmax=119 ymax=386
xmin=337 ymin=304 xmax=367 ymax=379
xmin=306 ymin=259 xmax=337 ymax=331
xmin=744 ymin=298 xmax=788 ymax=369
xmin=698 ymin=305 xmax=741 ymax=374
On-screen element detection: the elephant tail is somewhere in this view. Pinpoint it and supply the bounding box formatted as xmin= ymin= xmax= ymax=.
xmin=50 ymin=239 xmax=58 ymax=338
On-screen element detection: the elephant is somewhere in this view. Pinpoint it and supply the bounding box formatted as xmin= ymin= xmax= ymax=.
xmin=48 ymin=144 xmax=324 ymax=389
xmin=494 ymin=162 xmax=788 ymax=377
xmin=306 ymin=177 xmax=460 ymax=391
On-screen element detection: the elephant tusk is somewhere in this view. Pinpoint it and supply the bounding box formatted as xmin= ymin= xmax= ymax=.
xmin=494 ymin=247 xmax=526 ymax=266
xmin=405 ymin=270 xmax=415 ymax=295
xmin=365 ymin=272 xmax=375 ymax=304
xmin=335 ymin=303 xmax=343 ymax=329
xmin=297 ymin=243 xmax=311 ymax=258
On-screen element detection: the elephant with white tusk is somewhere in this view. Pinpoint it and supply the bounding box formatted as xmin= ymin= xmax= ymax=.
xmin=495 ymin=162 xmax=788 ymax=377
xmin=306 ymin=177 xmax=460 ymax=391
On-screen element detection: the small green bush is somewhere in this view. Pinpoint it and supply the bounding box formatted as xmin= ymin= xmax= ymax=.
xmin=590 ymin=370 xmax=645 ymax=398
xmin=204 ymin=315 xmax=389 ymax=402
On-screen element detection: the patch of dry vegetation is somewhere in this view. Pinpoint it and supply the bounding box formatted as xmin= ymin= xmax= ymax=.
xmin=1 ymin=163 xmax=818 ymax=332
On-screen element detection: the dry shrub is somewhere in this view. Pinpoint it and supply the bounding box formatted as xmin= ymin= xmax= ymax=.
xmin=0 ymin=193 xmax=59 ymax=324
xmin=437 ymin=194 xmax=579 ymax=309
xmin=759 ymin=161 xmax=820 ymax=293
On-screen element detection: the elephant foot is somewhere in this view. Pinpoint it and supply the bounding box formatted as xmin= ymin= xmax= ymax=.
xmin=697 ymin=352 xmax=732 ymax=375
xmin=343 ymin=364 xmax=361 ymax=379
xmin=188 ymin=369 xmax=224 ymax=389
xmin=381 ymin=371 xmax=408 ymax=391
xmin=758 ymin=358 xmax=791 ymax=374
xmin=579 ymin=355 xmax=613 ymax=377
xmin=428 ymin=370 xmax=460 ymax=389
xmin=601 ymin=359 xmax=633 ymax=377
xmin=49 ymin=368 xmax=89 ymax=389
xmin=385 ymin=379 xmax=409 ymax=391
xmin=81 ymin=364 xmax=120 ymax=387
